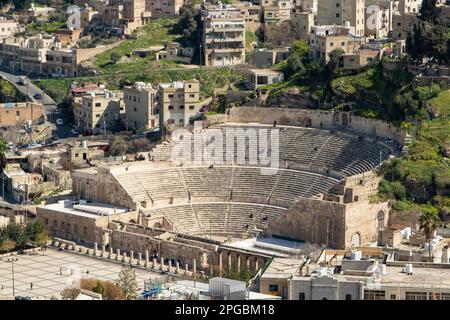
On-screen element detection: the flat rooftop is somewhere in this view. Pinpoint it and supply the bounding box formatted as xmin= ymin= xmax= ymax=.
xmin=222 ymin=237 xmax=305 ymax=258
xmin=42 ymin=201 xmax=129 ymax=218
xmin=262 ymin=258 xmax=303 ymax=279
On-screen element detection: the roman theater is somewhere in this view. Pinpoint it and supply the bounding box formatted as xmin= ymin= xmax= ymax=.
xmin=36 ymin=107 xmax=406 ymax=275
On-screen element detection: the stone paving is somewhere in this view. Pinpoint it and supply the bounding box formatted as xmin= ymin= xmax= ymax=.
xmin=0 ymin=248 xmax=164 ymax=299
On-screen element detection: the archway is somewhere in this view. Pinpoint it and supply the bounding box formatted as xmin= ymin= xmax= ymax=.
xmin=351 ymin=233 xmax=361 ymax=247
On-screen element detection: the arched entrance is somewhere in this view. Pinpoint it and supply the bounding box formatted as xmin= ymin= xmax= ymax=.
xmin=351 ymin=233 xmax=361 ymax=247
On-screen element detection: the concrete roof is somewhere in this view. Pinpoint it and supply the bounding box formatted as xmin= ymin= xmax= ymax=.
xmin=42 ymin=201 xmax=129 ymax=218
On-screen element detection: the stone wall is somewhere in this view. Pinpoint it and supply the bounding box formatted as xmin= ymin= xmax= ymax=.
xmin=217 ymin=107 xmax=406 ymax=146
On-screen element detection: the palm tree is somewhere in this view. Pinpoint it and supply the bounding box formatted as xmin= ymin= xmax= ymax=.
xmin=419 ymin=210 xmax=442 ymax=262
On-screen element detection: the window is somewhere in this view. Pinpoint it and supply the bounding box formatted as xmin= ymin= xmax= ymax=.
xmin=189 ymin=93 xmax=195 ymax=98
xmin=189 ymin=105 xmax=195 ymax=110
xmin=168 ymin=105 xmax=174 ymax=110
xmin=390 ymin=294 xmax=396 ymax=300
xmin=336 ymin=13 xmax=340 ymax=18
xmin=168 ymin=94 xmax=174 ymax=98
xmin=298 ymin=292 xmax=305 ymax=300
xmin=95 ymin=103 xmax=101 ymax=107
xmin=364 ymin=290 xmax=385 ymax=300
xmin=16 ymin=111 xmax=19 ymax=116
xmin=268 ymin=284 xmax=278 ymax=292
xmin=96 ymin=114 xmax=100 ymax=118
xmin=179 ymin=105 xmax=184 ymax=109
xmin=345 ymin=294 xmax=352 ymax=300
xmin=405 ymin=292 xmax=428 ymax=300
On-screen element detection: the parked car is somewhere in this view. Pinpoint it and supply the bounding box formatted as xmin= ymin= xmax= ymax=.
xmin=33 ymin=93 xmax=43 ymax=100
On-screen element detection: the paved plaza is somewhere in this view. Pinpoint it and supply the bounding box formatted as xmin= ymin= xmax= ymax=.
xmin=0 ymin=248 xmax=163 ymax=299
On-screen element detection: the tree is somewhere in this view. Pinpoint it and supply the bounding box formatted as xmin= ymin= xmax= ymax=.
xmin=93 ymin=281 xmax=107 ymax=299
xmin=116 ymin=265 xmax=139 ymax=300
xmin=286 ymin=40 xmax=310 ymax=75
xmin=327 ymin=48 xmax=344 ymax=73
xmin=110 ymin=52 xmax=122 ymax=64
xmin=25 ymin=219 xmax=48 ymax=246
xmin=419 ymin=0 xmax=438 ymax=22
xmin=419 ymin=209 xmax=442 ymax=262
xmin=0 ymin=239 xmax=16 ymax=253
xmin=61 ymin=287 xmax=81 ymax=300
xmin=0 ymin=79 xmax=17 ymax=102
xmin=0 ymin=137 xmax=7 ymax=155
xmin=103 ymin=281 xmax=126 ymax=300
xmin=110 ymin=136 xmax=129 ymax=156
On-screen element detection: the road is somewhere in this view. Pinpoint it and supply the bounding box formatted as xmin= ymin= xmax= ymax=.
xmin=0 ymin=71 xmax=73 ymax=139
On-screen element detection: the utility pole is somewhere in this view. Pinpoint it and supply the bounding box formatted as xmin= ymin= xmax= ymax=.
xmin=6 ymin=258 xmax=18 ymax=297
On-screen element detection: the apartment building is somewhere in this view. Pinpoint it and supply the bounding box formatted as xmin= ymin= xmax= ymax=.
xmin=145 ymin=0 xmax=184 ymax=17
xmin=101 ymin=0 xmax=151 ymax=35
xmin=296 ymin=0 xmax=318 ymax=13
xmin=124 ymin=82 xmax=158 ymax=131
xmin=78 ymin=91 xmax=125 ymax=135
xmin=53 ymin=29 xmax=83 ymax=47
xmin=0 ymin=17 xmax=19 ymax=38
xmin=0 ymin=36 xmax=77 ymax=77
xmin=261 ymin=0 xmax=292 ymax=24
xmin=202 ymin=4 xmax=246 ymax=67
xmin=365 ymin=0 xmax=393 ymax=39
xmin=317 ymin=0 xmax=365 ymax=37
xmin=158 ymin=79 xmax=200 ymax=128
xmin=392 ymin=12 xmax=417 ymax=39
xmin=309 ymin=25 xmax=363 ymax=62
xmin=0 ymin=102 xmax=44 ymax=127
xmin=395 ymin=0 xmax=422 ymax=14
xmin=292 ymin=11 xmax=315 ymax=40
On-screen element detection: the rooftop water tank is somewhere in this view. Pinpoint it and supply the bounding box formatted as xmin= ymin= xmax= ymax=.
xmin=405 ymin=264 xmax=413 ymax=275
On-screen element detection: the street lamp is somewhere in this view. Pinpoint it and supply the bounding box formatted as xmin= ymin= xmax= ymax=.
xmin=5 ymin=257 xmax=18 ymax=297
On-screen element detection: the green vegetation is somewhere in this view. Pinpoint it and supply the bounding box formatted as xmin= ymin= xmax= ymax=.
xmin=0 ymin=220 xmax=49 ymax=253
xmin=245 ymin=31 xmax=257 ymax=49
xmin=117 ymin=264 xmax=139 ymax=300
xmin=0 ymin=79 xmax=24 ymax=103
xmin=62 ymin=278 xmax=126 ymax=300
xmin=93 ymin=19 xmax=180 ymax=74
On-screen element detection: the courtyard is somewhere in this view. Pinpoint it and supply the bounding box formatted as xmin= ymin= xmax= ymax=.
xmin=0 ymin=248 xmax=163 ymax=299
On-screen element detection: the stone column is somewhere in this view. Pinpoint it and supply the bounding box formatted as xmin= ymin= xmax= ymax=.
xmin=109 ymin=247 xmax=113 ymax=259
xmin=94 ymin=243 xmax=98 ymax=256
xmin=161 ymin=257 xmax=165 ymax=270
xmin=101 ymin=245 xmax=106 ymax=257
xmin=193 ymin=258 xmax=197 ymax=277
xmin=145 ymin=250 xmax=149 ymax=267
xmin=137 ymin=253 xmax=142 ymax=265
xmin=152 ymin=258 xmax=157 ymax=269
xmin=130 ymin=251 xmax=134 ymax=264
xmin=185 ymin=263 xmax=189 ymax=275
xmin=219 ymin=252 xmax=223 ymax=277
xmin=237 ymin=254 xmax=241 ymax=272
xmin=255 ymin=257 xmax=259 ymax=270
xmin=442 ymin=247 xmax=449 ymax=263
xmin=228 ymin=252 xmax=232 ymax=269
xmin=246 ymin=256 xmax=250 ymax=269
xmin=116 ymin=249 xmax=120 ymax=261
xmin=168 ymin=260 xmax=172 ymax=273
xmin=122 ymin=251 xmax=127 ymax=263
xmin=176 ymin=261 xmax=180 ymax=274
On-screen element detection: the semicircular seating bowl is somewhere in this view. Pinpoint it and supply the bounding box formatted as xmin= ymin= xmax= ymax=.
xmin=125 ymin=124 xmax=391 ymax=237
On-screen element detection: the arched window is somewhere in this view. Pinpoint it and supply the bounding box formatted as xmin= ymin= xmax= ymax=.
xmin=351 ymin=233 xmax=361 ymax=247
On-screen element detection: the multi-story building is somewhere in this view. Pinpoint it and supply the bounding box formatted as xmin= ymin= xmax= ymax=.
xmin=394 ymin=0 xmax=422 ymax=14
xmin=309 ymin=25 xmax=363 ymax=62
xmin=261 ymin=0 xmax=292 ymax=24
xmin=0 ymin=102 xmax=44 ymax=127
xmin=101 ymin=0 xmax=151 ymax=35
xmin=0 ymin=17 xmax=19 ymax=38
xmin=145 ymin=0 xmax=184 ymax=18
xmin=53 ymin=29 xmax=83 ymax=47
xmin=0 ymin=36 xmax=78 ymax=77
xmin=292 ymin=11 xmax=315 ymax=40
xmin=296 ymin=0 xmax=318 ymax=13
xmin=392 ymin=12 xmax=417 ymax=39
xmin=317 ymin=0 xmax=365 ymax=37
xmin=365 ymin=0 xmax=393 ymax=39
xmin=77 ymin=91 xmax=125 ymax=135
xmin=158 ymin=79 xmax=200 ymax=128
xmin=202 ymin=4 xmax=246 ymax=67
xmin=123 ymin=82 xmax=158 ymax=131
